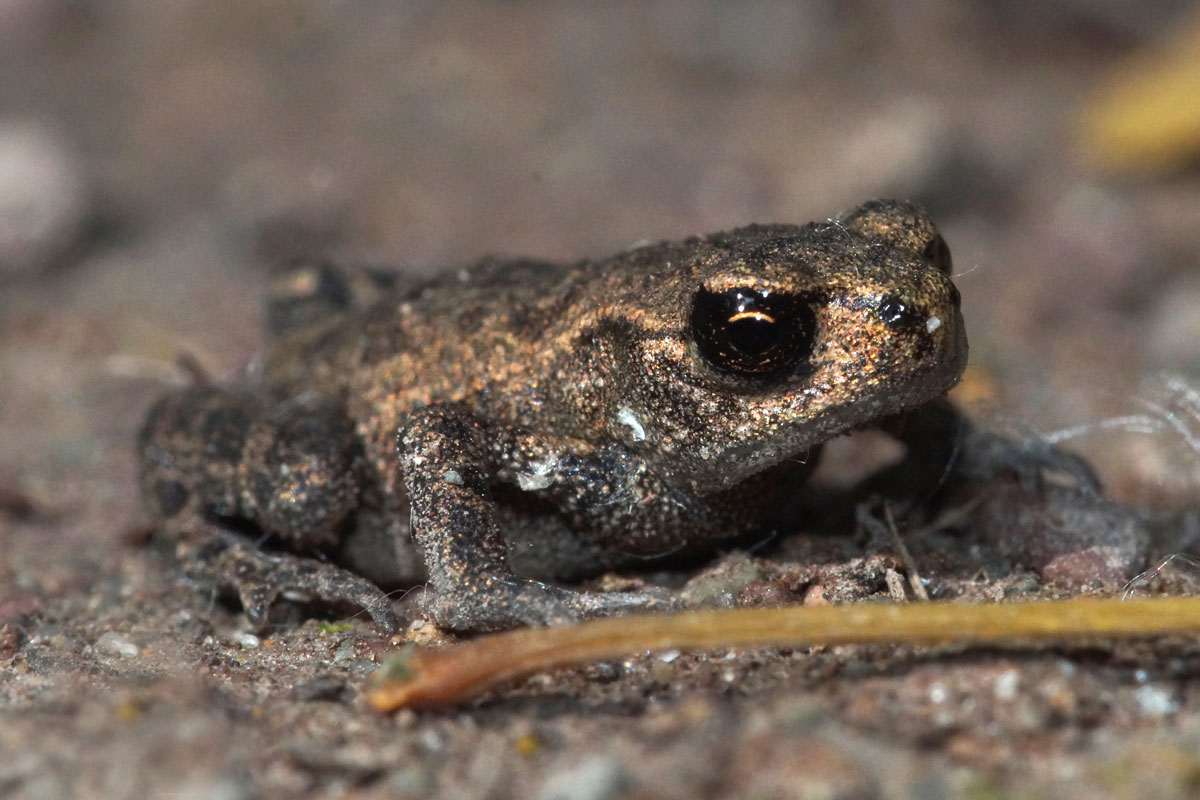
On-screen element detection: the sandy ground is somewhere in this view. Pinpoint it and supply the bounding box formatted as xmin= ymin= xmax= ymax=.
xmin=3 ymin=3 xmax=1200 ymax=798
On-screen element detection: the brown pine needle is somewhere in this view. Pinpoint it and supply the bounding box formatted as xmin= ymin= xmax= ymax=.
xmin=367 ymin=596 xmax=1200 ymax=711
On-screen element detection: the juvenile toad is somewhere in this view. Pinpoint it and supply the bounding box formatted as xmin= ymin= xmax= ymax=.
xmin=138 ymin=200 xmax=1095 ymax=632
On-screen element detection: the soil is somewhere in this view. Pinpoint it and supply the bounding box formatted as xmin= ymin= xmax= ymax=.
xmin=3 ymin=3 xmax=1200 ymax=798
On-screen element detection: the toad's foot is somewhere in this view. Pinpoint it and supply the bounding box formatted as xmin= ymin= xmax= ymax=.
xmin=426 ymin=578 xmax=678 ymax=632
xmin=881 ymin=399 xmax=1103 ymax=501
xmin=178 ymin=522 xmax=400 ymax=633
xmin=957 ymin=427 xmax=1102 ymax=495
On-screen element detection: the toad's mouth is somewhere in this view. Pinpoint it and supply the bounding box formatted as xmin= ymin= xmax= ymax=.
xmin=687 ymin=347 xmax=967 ymax=491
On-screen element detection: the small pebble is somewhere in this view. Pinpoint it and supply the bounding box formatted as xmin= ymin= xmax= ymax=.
xmin=333 ymin=638 xmax=357 ymax=663
xmin=0 ymin=120 xmax=89 ymax=275
xmin=1134 ymin=685 xmax=1177 ymax=718
xmin=171 ymin=775 xmax=254 ymax=800
xmin=387 ymin=765 xmax=434 ymax=795
xmin=232 ymin=632 xmax=260 ymax=649
xmin=588 ymin=661 xmax=621 ymax=683
xmin=537 ymin=755 xmax=628 ymax=800
xmin=293 ymin=675 xmax=351 ymax=703
xmin=96 ymin=632 xmax=139 ymax=658
xmin=993 ymin=670 xmax=1020 ymax=702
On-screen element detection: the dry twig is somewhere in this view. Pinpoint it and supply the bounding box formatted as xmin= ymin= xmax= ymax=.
xmin=367 ymin=596 xmax=1200 ymax=711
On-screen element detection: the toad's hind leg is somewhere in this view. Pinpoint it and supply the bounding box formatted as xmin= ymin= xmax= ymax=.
xmin=168 ymin=516 xmax=401 ymax=632
xmin=138 ymin=386 xmax=400 ymax=631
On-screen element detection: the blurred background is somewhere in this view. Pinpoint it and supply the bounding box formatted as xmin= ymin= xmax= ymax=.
xmin=5 ymin=4 xmax=1200 ymax=796
xmin=2 ymin=0 xmax=1200 ymax=543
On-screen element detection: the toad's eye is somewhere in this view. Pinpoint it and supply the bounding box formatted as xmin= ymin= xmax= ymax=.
xmin=690 ymin=287 xmax=816 ymax=378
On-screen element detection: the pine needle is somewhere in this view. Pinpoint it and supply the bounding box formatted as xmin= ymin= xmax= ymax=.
xmin=367 ymin=596 xmax=1200 ymax=711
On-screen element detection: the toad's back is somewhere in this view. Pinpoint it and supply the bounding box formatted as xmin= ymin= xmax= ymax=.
xmin=263 ymin=258 xmax=580 ymax=395
xmin=258 ymin=239 xmax=724 ymax=466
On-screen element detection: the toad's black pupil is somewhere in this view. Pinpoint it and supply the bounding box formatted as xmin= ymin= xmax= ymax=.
xmin=691 ymin=287 xmax=815 ymax=378
xmin=727 ymin=315 xmax=777 ymax=356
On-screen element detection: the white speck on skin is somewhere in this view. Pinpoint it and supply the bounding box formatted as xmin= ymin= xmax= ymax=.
xmin=615 ymin=406 xmax=646 ymax=442
xmin=926 ymin=315 xmax=942 ymax=333
xmin=658 ymin=649 xmax=680 ymax=663
xmin=442 ymin=469 xmax=463 ymax=486
xmin=517 ymin=456 xmax=558 ymax=491
xmin=929 ymin=682 xmax=948 ymax=704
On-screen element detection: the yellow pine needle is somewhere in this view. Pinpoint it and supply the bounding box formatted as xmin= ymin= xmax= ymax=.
xmin=367 ymin=596 xmax=1200 ymax=711
xmin=1079 ymin=10 xmax=1200 ymax=173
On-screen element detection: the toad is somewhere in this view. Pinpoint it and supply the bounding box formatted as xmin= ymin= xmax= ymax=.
xmin=137 ymin=200 xmax=1095 ymax=632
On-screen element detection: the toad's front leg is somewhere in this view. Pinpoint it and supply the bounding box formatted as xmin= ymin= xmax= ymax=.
xmin=398 ymin=405 xmax=683 ymax=632
xmin=878 ymin=398 xmax=1102 ymax=498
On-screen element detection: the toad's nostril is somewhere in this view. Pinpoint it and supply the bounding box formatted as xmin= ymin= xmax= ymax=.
xmin=876 ymin=294 xmax=923 ymax=330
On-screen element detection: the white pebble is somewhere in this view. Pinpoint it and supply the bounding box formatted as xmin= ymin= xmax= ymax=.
xmin=232 ymin=632 xmax=260 ymax=649
xmin=1134 ymin=685 xmax=1177 ymax=717
xmin=0 ymin=120 xmax=89 ymax=275
xmin=96 ymin=632 xmax=139 ymax=658
xmin=993 ymin=669 xmax=1020 ymax=701
xmin=538 ymin=755 xmax=628 ymax=800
